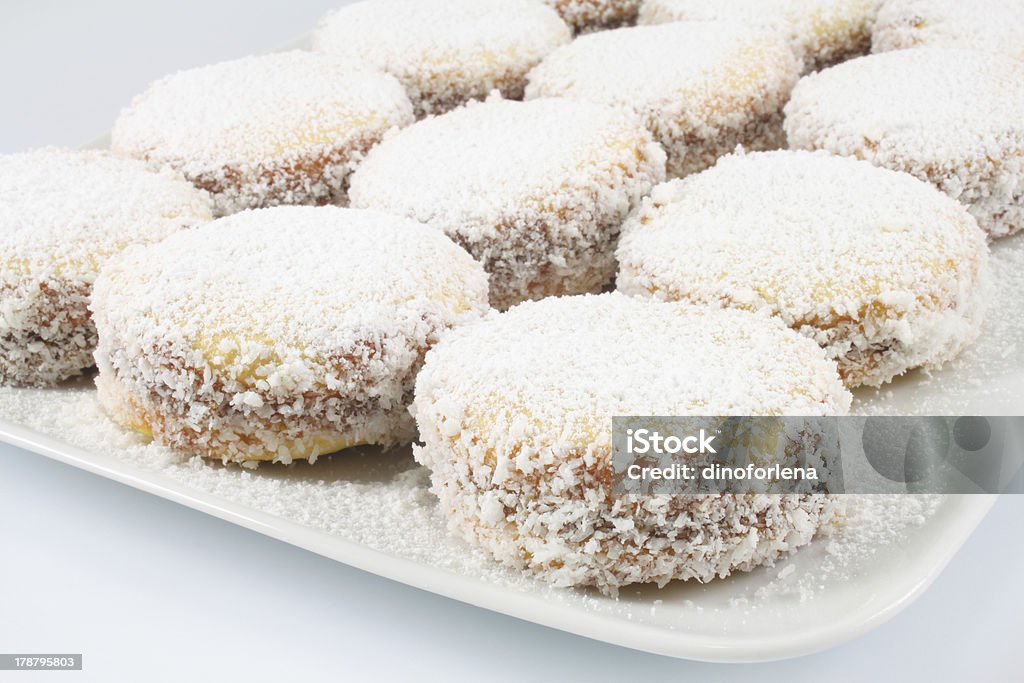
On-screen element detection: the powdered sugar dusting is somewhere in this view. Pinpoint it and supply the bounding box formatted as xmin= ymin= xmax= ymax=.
xmin=525 ymin=22 xmax=800 ymax=177
xmin=744 ymin=495 xmax=942 ymax=606
xmin=639 ymin=0 xmax=882 ymax=72
xmin=411 ymin=294 xmax=850 ymax=593
xmin=0 ymin=382 xmax=493 ymax=570
xmin=91 ymin=206 xmax=489 ymax=463
xmin=853 ymin=232 xmax=1024 ymax=415
xmin=349 ymin=97 xmax=666 ymax=309
xmin=544 ymin=0 xmax=641 ymax=32
xmin=0 ymin=149 xmax=213 ymax=281
xmin=111 ymin=51 xmax=414 ymax=215
xmin=1 ymin=244 xmax=1012 ymax=616
xmin=313 ymin=0 xmax=571 ymax=117
xmin=415 ymin=293 xmax=851 ymax=424
xmin=617 ymin=150 xmax=990 ymax=388
xmin=873 ymin=0 xmax=1024 ymax=60
xmin=785 ymin=48 xmax=1024 ymax=238
xmin=0 ymin=148 xmax=214 ymax=386
xmin=0 ymin=369 xmax=949 ymax=620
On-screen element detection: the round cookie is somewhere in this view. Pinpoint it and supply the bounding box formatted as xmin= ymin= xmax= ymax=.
xmin=412 ymin=293 xmax=851 ymax=592
xmin=313 ymin=0 xmax=570 ymax=118
xmin=617 ymin=150 xmax=990 ymax=388
xmin=785 ymin=48 xmax=1024 ymax=238
xmin=873 ymin=0 xmax=1024 ymax=61
xmin=544 ymin=0 xmax=642 ymax=32
xmin=0 ymin=149 xmax=213 ymax=387
xmin=111 ymin=51 xmax=414 ymax=217
xmin=639 ymin=0 xmax=882 ymax=73
xmin=91 ymin=206 xmax=489 ymax=464
xmin=525 ymin=22 xmax=800 ymax=178
xmin=348 ymin=97 xmax=666 ymax=309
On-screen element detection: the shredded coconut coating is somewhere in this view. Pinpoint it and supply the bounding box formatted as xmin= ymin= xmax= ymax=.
xmin=0 ymin=149 xmax=214 ymax=387
xmin=348 ymin=97 xmax=666 ymax=309
xmin=784 ymin=48 xmax=1024 ymax=238
xmin=639 ymin=0 xmax=883 ymax=73
xmin=111 ymin=51 xmax=414 ymax=217
xmin=412 ymin=293 xmax=851 ymax=593
xmin=313 ymin=0 xmax=571 ymax=118
xmin=617 ymin=150 xmax=991 ymax=388
xmin=525 ymin=22 xmax=800 ymax=179
xmin=91 ymin=206 xmax=489 ymax=465
xmin=544 ymin=0 xmax=642 ymax=32
xmin=873 ymin=0 xmax=1024 ymax=61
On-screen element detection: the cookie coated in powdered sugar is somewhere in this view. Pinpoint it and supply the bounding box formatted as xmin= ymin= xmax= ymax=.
xmin=111 ymin=51 xmax=414 ymax=217
xmin=525 ymin=22 xmax=800 ymax=179
xmin=313 ymin=0 xmax=571 ymax=118
xmin=0 ymin=149 xmax=214 ymax=387
xmin=348 ymin=97 xmax=666 ymax=309
xmin=873 ymin=0 xmax=1024 ymax=61
xmin=784 ymin=48 xmax=1024 ymax=238
xmin=617 ymin=150 xmax=991 ymax=388
xmin=544 ymin=0 xmax=642 ymax=32
xmin=412 ymin=293 xmax=851 ymax=593
xmin=91 ymin=206 xmax=489 ymax=465
xmin=639 ymin=0 xmax=883 ymax=73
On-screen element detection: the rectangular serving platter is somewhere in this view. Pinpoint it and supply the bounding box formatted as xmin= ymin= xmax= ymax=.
xmin=2 ymin=58 xmax=1021 ymax=657
xmin=0 ymin=409 xmax=999 ymax=662
xmin=1 ymin=232 xmax=1020 ymax=662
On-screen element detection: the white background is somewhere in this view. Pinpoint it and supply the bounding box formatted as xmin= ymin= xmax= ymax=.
xmin=0 ymin=1 xmax=1021 ymax=680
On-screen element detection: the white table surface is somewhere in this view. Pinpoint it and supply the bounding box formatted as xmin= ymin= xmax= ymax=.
xmin=0 ymin=2 xmax=1021 ymax=681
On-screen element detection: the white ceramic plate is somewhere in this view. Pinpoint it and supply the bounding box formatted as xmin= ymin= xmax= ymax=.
xmin=1 ymin=228 xmax=1018 ymax=662
xmin=0 ymin=409 xmax=998 ymax=662
xmin=2 ymin=93 xmax=1020 ymax=662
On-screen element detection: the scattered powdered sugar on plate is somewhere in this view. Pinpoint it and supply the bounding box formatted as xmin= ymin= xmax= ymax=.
xmin=746 ymin=495 xmax=942 ymax=606
xmin=0 ymin=380 xmax=965 ymax=620
xmin=0 ymin=232 xmax=1016 ymax=618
